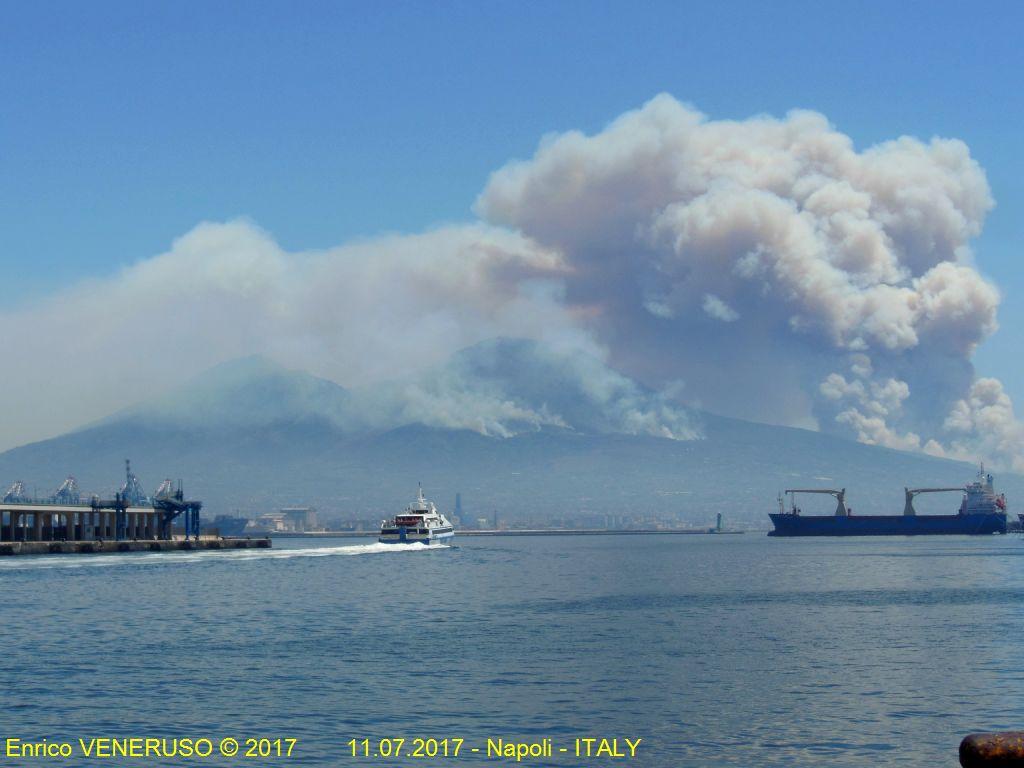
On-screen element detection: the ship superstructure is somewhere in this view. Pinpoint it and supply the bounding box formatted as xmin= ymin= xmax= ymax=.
xmin=379 ymin=485 xmax=455 ymax=545
xmin=768 ymin=466 xmax=1007 ymax=537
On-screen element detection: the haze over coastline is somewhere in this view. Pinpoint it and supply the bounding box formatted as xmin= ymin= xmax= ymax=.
xmin=0 ymin=346 xmax=1016 ymax=523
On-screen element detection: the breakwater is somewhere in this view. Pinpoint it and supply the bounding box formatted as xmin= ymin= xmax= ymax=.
xmin=271 ymin=528 xmax=744 ymax=538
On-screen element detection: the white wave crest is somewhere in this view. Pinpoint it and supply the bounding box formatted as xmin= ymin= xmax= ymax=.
xmin=0 ymin=540 xmax=449 ymax=572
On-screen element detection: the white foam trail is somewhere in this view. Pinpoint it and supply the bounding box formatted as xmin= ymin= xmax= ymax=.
xmin=0 ymin=540 xmax=449 ymax=572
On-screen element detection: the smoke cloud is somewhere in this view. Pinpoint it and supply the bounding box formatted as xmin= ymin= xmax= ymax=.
xmin=2 ymin=94 xmax=1019 ymax=469
xmin=0 ymin=222 xmax=561 ymax=447
xmin=476 ymin=94 xmax=1016 ymax=469
xmin=0 ymin=219 xmax=692 ymax=449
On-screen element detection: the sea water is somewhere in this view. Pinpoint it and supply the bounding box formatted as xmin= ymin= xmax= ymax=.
xmin=1 ymin=534 xmax=1022 ymax=766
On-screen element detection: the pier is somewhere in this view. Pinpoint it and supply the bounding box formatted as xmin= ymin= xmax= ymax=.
xmin=271 ymin=528 xmax=745 ymax=538
xmin=0 ymin=460 xmax=270 ymax=555
xmin=1 ymin=501 xmax=169 ymax=542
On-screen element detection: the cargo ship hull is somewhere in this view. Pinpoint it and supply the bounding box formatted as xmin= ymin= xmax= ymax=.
xmin=768 ymin=513 xmax=1006 ymax=537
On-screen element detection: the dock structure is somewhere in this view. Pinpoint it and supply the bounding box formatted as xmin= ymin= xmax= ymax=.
xmin=0 ymin=460 xmax=203 ymax=544
xmin=2 ymin=500 xmax=156 ymax=542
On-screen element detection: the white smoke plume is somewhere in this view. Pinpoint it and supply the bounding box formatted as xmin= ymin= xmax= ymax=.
xmin=941 ymin=379 xmax=1024 ymax=472
xmin=476 ymin=94 xmax=1019 ymax=469
xmin=342 ymin=337 xmax=699 ymax=440
xmin=1 ymin=93 xmax=1020 ymax=470
xmin=0 ymin=219 xmax=693 ymax=449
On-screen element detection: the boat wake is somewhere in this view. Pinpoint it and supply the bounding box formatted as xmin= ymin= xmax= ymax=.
xmin=0 ymin=540 xmax=450 ymax=572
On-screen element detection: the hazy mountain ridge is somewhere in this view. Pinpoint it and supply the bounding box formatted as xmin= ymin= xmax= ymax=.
xmin=1 ymin=346 xmax=1016 ymax=526
xmin=102 ymin=354 xmax=354 ymax=430
xmin=99 ymin=340 xmax=699 ymax=440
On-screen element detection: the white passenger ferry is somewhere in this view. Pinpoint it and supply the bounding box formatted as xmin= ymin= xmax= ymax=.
xmin=378 ymin=485 xmax=455 ymax=544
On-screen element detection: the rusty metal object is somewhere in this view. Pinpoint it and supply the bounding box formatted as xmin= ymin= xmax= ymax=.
xmin=961 ymin=732 xmax=1024 ymax=766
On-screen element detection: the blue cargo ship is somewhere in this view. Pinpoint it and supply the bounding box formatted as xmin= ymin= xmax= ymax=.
xmin=768 ymin=467 xmax=1007 ymax=537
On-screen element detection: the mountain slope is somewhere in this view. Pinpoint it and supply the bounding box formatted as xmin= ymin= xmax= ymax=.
xmin=103 ymin=354 xmax=353 ymax=430
xmin=0 ymin=350 xmax=1016 ymax=526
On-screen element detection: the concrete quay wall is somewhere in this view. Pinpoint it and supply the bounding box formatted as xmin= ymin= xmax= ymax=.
xmin=0 ymin=538 xmax=272 ymax=556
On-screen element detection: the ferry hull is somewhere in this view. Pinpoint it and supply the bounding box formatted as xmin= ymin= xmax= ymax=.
xmin=378 ymin=530 xmax=455 ymax=545
xmin=768 ymin=513 xmax=1006 ymax=537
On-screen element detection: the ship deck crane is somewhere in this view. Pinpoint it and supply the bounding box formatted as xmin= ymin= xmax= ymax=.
xmin=784 ymin=488 xmax=848 ymax=517
xmin=903 ymin=487 xmax=965 ymax=516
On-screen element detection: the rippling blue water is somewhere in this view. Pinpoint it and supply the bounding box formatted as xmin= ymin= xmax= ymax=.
xmin=2 ymin=534 xmax=1023 ymax=766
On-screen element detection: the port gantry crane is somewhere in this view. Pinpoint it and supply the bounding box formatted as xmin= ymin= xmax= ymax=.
xmin=51 ymin=476 xmax=80 ymax=504
xmin=152 ymin=479 xmax=203 ymax=540
xmin=783 ymin=488 xmax=848 ymax=516
xmin=2 ymin=460 xmax=203 ymax=542
xmin=903 ymin=486 xmax=965 ymax=516
xmin=120 ymin=459 xmax=149 ymax=506
xmin=3 ymin=481 xmax=27 ymax=504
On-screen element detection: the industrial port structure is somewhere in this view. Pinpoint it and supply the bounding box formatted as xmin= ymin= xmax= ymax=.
xmin=0 ymin=460 xmax=203 ymax=543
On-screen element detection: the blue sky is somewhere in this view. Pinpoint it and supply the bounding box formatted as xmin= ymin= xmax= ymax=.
xmin=2 ymin=0 xmax=1023 ymax=399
